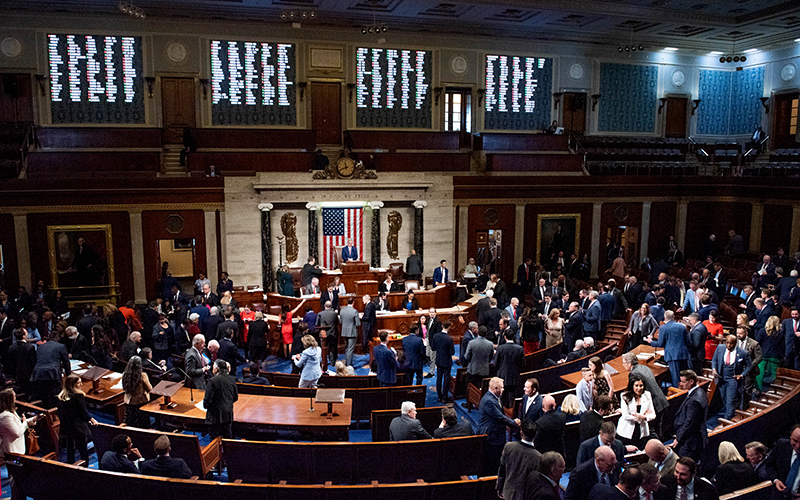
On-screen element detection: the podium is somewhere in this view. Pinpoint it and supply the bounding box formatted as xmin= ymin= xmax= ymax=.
xmin=315 ymin=388 xmax=346 ymax=419
xmin=151 ymin=380 xmax=184 ymax=409
xmin=81 ymin=366 xmax=110 ymax=395
xmin=340 ymin=261 xmax=369 ymax=274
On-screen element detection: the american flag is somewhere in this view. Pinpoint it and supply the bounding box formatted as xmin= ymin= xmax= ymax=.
xmin=322 ymin=207 xmax=363 ymax=269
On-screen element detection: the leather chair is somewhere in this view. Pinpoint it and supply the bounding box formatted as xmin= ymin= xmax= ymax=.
xmin=404 ymin=280 xmax=419 ymax=292
xmin=289 ymin=267 xmax=303 ymax=294
xmin=388 ymin=262 xmax=404 ymax=287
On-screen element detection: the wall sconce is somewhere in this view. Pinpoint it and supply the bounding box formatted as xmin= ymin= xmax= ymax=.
xmin=658 ymin=97 xmax=668 ymax=114
xmin=477 ymin=88 xmax=486 ymax=106
xmin=298 ymin=81 xmax=308 ymax=102
xmin=33 ymin=74 xmax=47 ymax=96
xmin=591 ymin=94 xmax=601 ymax=111
xmin=144 ymin=77 xmax=155 ymax=98
xmin=759 ymin=97 xmax=769 ymax=114
xmin=553 ymin=92 xmax=563 ymax=110
xmin=347 ymin=83 xmax=356 ymax=103
xmin=691 ymin=99 xmax=701 ymax=115
xmin=434 ymin=86 xmax=444 ymax=106
xmin=198 ymin=78 xmax=209 ymax=100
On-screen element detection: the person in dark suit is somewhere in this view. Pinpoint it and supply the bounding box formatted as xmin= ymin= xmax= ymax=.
xmin=494 ymin=329 xmax=524 ymax=408
xmin=361 ymin=294 xmax=377 ymax=353
xmin=524 ymin=452 xmax=566 ymax=500
xmin=100 ymin=434 xmax=143 ymax=474
xmin=577 ymin=421 xmax=627 ymax=465
xmin=497 ymin=419 xmax=542 ymax=500
xmin=139 ymin=435 xmax=192 ymax=479
xmin=711 ymin=334 xmax=752 ymax=420
xmin=8 ymin=328 xmax=36 ymax=395
xmin=479 ymin=299 xmax=503 ymax=341
xmin=491 ymin=275 xmax=509 ymax=309
xmin=744 ymin=441 xmax=776 ymax=482
xmin=583 ymin=291 xmax=602 ymax=340
xmin=649 ymin=310 xmax=690 ymax=388
xmin=672 ymin=370 xmax=708 ymax=462
xmin=752 ymin=297 xmax=775 ymax=333
xmin=0 ymin=310 xmax=14 ymax=364
xmin=341 ymin=238 xmax=358 ymax=262
xmin=477 ymin=377 xmax=521 ymax=477
xmin=645 ymin=438 xmax=679 ymax=481
xmin=432 ymin=321 xmax=455 ymax=402
xmin=564 ymin=446 xmax=620 ymax=500
xmin=242 ymin=362 xmax=270 ymax=385
xmin=457 ymin=321 xmax=476 ymax=368
xmin=713 ymin=441 xmax=758 ymax=495
xmin=401 ymin=327 xmax=426 ymax=385
xmin=783 ymin=308 xmax=800 ymax=370
xmin=374 ymin=331 xmax=399 ymax=387
xmin=432 ymin=260 xmax=449 ymax=286
xmin=218 ymin=331 xmax=246 ymax=379
xmin=301 ymin=257 xmax=322 ymax=287
xmin=215 ymin=309 xmax=239 ymax=343
xmin=656 ymin=456 xmax=719 ymax=500
xmin=30 ymin=330 xmax=71 ymax=409
xmin=203 ymin=359 xmax=238 ymax=439
xmin=754 ymin=255 xmax=777 ymax=289
xmin=519 ymin=378 xmax=544 ymax=424
xmin=685 ymin=313 xmax=709 ymax=374
xmin=587 ymin=465 xmax=643 ymax=500
xmin=184 ymin=334 xmax=209 ymax=390
xmin=463 ymin=327 xmax=494 ymax=389
xmin=389 ymin=401 xmax=431 ymax=440
xmin=57 ymin=374 xmax=98 ymax=463
xmin=763 ymin=424 xmax=800 ymax=497
xmin=579 ymin=395 xmax=614 ymax=442
xmin=563 ymin=302 xmax=584 ymax=351
xmin=433 ymin=406 xmax=473 ymax=438
xmin=533 ymin=395 xmax=567 ymax=457
xmin=316 ymin=301 xmax=339 ymax=368
xmin=378 ymin=274 xmax=400 ymax=294
xmin=320 ymin=282 xmax=340 ymax=311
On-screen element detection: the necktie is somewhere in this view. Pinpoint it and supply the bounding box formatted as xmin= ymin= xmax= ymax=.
xmin=726 ymin=349 xmax=732 ymax=365
xmin=786 ymin=452 xmax=800 ymax=494
xmin=554 ymin=484 xmax=562 ymax=500
xmin=513 ymin=310 xmax=517 ymax=320
xmin=677 ymin=485 xmax=687 ymax=500
xmin=601 ymin=473 xmax=608 ymax=485
xmin=646 ymin=492 xmax=652 ymax=500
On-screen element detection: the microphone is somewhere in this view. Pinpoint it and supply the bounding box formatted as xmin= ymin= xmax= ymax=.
xmin=163 ymin=366 xmax=195 ymax=404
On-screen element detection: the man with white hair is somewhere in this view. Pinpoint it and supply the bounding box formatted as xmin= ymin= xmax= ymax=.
xmin=185 ymin=334 xmax=209 ymax=389
xmin=120 ymin=331 xmax=142 ymax=362
xmin=583 ymin=336 xmax=596 ymax=355
xmin=205 ymin=339 xmax=220 ymax=364
xmin=388 ymin=401 xmax=431 ymax=441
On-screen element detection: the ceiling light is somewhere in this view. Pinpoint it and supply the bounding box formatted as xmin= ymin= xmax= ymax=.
xmin=719 ymin=56 xmax=725 ymax=63
xmin=382 ymin=25 xmax=388 ymax=32
xmin=733 ymin=55 xmax=740 ymax=62
xmin=361 ymin=26 xmax=367 ymax=34
xmin=795 ymin=38 xmax=800 ymax=42
xmin=618 ymin=46 xmax=623 ymax=52
xmin=726 ymin=56 xmax=733 ymax=62
xmin=625 ymin=46 xmax=630 ymax=52
xmin=743 ymin=48 xmax=758 ymax=54
xmin=309 ymin=11 xmax=316 ymax=18
xmin=664 ymin=47 xmax=678 ymax=51
xmin=638 ymin=45 xmax=644 ymax=51
xmin=709 ymin=51 xmax=723 ymax=55
xmin=741 ymin=56 xmax=746 ymax=62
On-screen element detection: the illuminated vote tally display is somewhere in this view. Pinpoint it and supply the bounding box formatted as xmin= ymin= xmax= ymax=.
xmin=484 ymin=54 xmax=553 ymax=130
xmin=355 ymin=47 xmax=431 ymax=128
xmin=47 ymin=34 xmax=145 ymax=124
xmin=210 ymin=40 xmax=296 ymax=126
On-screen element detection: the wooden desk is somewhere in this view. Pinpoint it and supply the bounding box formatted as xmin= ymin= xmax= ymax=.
xmin=75 ymin=364 xmax=125 ymax=408
xmin=141 ymin=387 xmax=352 ymax=440
xmin=560 ymin=345 xmax=668 ymax=390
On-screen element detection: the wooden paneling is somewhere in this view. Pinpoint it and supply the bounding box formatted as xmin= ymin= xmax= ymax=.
xmin=664 ymin=97 xmax=688 ymax=139
xmin=562 ymin=93 xmax=586 ymax=136
xmin=189 ymin=129 xmax=316 ymax=150
xmin=466 ymin=205 xmax=516 ymax=284
xmin=142 ymin=210 xmax=207 ymax=300
xmin=475 ymin=133 xmax=568 ymax=151
xmin=760 ymin=204 xmax=792 ymax=255
xmin=685 ymin=202 xmax=752 ymax=259
xmin=26 ymin=212 xmax=134 ymax=304
xmin=27 ymin=152 xmax=160 ymax=178
xmin=524 ymin=203 xmax=594 ymax=268
xmin=311 ymin=82 xmax=342 ymax=146
xmin=346 ymin=130 xmax=461 ymax=151
xmin=187 ymin=152 xmax=314 ymax=175
xmin=161 ymin=77 xmax=196 ymax=144
xmin=370 ymin=153 xmax=470 ymax=171
xmin=36 ymin=127 xmax=162 ymax=149
xmin=601 ymin=202 xmax=643 ymax=268
xmin=486 ymin=154 xmax=582 ymax=172
xmin=648 ymin=202 xmax=677 ymax=260
xmin=0 ymin=74 xmax=34 ymax=123
xmin=0 ymin=214 xmax=19 ymax=292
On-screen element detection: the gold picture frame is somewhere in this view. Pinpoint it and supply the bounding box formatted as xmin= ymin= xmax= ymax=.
xmin=47 ymin=224 xmax=115 ymax=301
xmin=536 ymin=214 xmax=581 ymax=266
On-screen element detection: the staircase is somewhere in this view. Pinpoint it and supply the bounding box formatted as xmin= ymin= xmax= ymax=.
xmin=161 ymin=144 xmax=186 ymax=177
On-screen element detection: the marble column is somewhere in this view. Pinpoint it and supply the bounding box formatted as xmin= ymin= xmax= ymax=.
xmin=259 ymin=203 xmax=274 ymax=292
xmin=750 ymin=203 xmax=764 ymax=253
xmin=369 ymin=201 xmax=384 ymax=268
xmin=13 ymin=214 xmax=30 ymax=289
xmin=514 ymin=204 xmax=525 ymax=267
xmin=204 ymin=210 xmax=219 ymax=292
xmin=413 ymin=200 xmax=427 ymax=261
xmin=306 ymin=203 xmax=320 ymax=261
xmin=590 ymin=203 xmax=602 ymax=279
xmin=128 ymin=211 xmax=146 ymax=303
xmin=640 ymin=202 xmax=651 ymax=265
xmin=676 ymin=201 xmax=688 ymax=252
xmin=791 ymin=206 xmax=800 ymax=255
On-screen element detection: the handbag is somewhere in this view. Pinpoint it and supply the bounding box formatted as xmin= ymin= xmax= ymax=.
xmin=25 ymin=426 xmax=40 ymax=455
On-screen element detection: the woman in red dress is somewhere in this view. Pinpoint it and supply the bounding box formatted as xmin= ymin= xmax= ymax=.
xmin=281 ymin=303 xmax=294 ymax=358
xmin=703 ymin=309 xmax=725 ymax=360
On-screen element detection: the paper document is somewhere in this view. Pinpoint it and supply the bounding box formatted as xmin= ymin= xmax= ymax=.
xmin=70 ymin=360 xmax=83 ymax=369
xmin=73 ymin=369 xmax=88 ymax=375
xmin=603 ymin=364 xmax=618 ymax=375
xmin=104 ymin=372 xmax=122 ymax=380
xmin=111 ymin=381 xmax=123 ymax=390
xmin=195 ymin=400 xmax=207 ymax=412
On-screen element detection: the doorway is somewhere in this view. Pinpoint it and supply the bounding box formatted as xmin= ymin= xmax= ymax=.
xmin=311 ymin=82 xmax=342 ymax=146
xmin=772 ymin=93 xmax=799 ymax=149
xmin=443 ymin=88 xmax=472 ymax=147
xmin=158 ymin=238 xmax=196 ymax=293
xmin=561 ymin=92 xmax=586 ymax=135
xmin=664 ymin=97 xmax=688 ymax=138
xmin=0 ymin=74 xmax=33 ymax=123
xmin=161 ymin=77 xmax=196 ymax=144
xmin=476 ymin=229 xmax=502 ymax=277
xmin=608 ymin=226 xmax=639 ymax=267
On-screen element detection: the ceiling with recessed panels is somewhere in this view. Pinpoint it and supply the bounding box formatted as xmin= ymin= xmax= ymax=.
xmin=3 ymin=0 xmax=799 ymax=52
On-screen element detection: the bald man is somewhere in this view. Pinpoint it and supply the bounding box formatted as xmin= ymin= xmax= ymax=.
xmin=565 ymin=446 xmax=619 ymax=500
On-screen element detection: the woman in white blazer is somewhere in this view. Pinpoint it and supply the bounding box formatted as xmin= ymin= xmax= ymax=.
xmin=617 ymin=373 xmax=656 ymax=450
xmin=0 ymin=388 xmax=41 ymax=455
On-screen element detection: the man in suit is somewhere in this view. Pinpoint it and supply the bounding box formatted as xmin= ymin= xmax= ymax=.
xmin=302 ymin=277 xmax=321 ymax=295
xmin=169 ymin=284 xmax=190 ymax=307
xmin=338 ymin=298 xmax=361 ymax=366
xmin=607 ymin=280 xmax=628 ymax=320
xmin=517 ymin=258 xmax=534 ymax=298
xmin=218 ymin=330 xmax=245 ymax=379
xmin=389 ymin=401 xmax=432 ymax=440
xmin=686 ymin=313 xmax=709 ymax=373
xmin=476 ymin=290 xmax=493 ymax=326
xmin=672 ymin=370 xmax=708 ymax=462
xmin=712 ymin=334 xmax=752 ymax=420
xmin=625 ymin=276 xmax=645 ymax=309
xmin=432 ymin=260 xmax=449 ymax=286
xmin=577 ymin=421 xmax=627 ymax=465
xmin=100 ymin=434 xmax=143 ymax=474
xmin=423 ymin=308 xmax=443 ymax=377
xmin=519 ymin=377 xmax=544 ymax=423
xmin=201 ymin=283 xmax=219 ymax=308
xmin=477 ymin=377 xmax=521 ymax=476
xmin=316 ymin=301 xmax=339 ymax=367
xmin=580 ymin=395 xmax=614 ymax=442
xmin=622 ymin=353 xmax=669 ymax=416
xmin=341 ymin=238 xmax=358 ymax=262
xmin=457 ymin=321 xmax=477 ymax=368
xmin=533 ymin=395 xmax=567 ymax=457
xmin=783 ymin=308 xmax=800 ymax=370
xmin=203 ymin=359 xmax=238 ymax=439
xmin=497 ymin=419 xmax=542 ymax=500
xmin=139 ymin=435 xmax=192 ymax=479
xmin=373 ymin=331 xmax=399 ymax=387
xmin=738 ymin=284 xmax=757 ymax=319
xmin=301 ymin=257 xmax=322 ymax=287
xmin=540 ymin=293 xmax=557 ymax=317
xmin=763 ymin=424 xmax=800 ymax=497
xmin=494 ymin=329 xmax=523 ymax=408
xmin=644 ymin=284 xmax=660 ymax=307
xmin=432 ymin=320 xmax=455 ymax=402
xmin=576 ymin=368 xmax=595 ymax=413
xmin=657 ymin=456 xmax=719 ymax=500
xmin=524 ymin=452 xmax=566 ymax=500
xmin=736 ymin=325 xmax=762 ymax=404
xmin=505 ymin=297 xmax=522 ymax=323
xmin=532 ymin=278 xmax=548 ymax=309
xmin=8 ymin=329 xmax=37 ymax=395
xmin=360 ymin=294 xmax=376 ymax=353
xmin=215 ymin=309 xmax=238 ymax=343
xmin=711 ymin=262 xmax=728 ymax=301
xmin=462 ymin=326 xmax=494 ymax=390
xmin=584 ymin=291 xmax=602 ymax=340
xmin=30 ymin=330 xmax=71 ymax=408
xmin=490 ymin=274 xmax=509 ymax=309
xmin=402 ymin=327 xmax=426 ymax=385
xmin=563 ymin=301 xmax=585 ymax=351
xmin=434 ymin=406 xmax=474 ymax=438
xmin=587 ymin=465 xmax=643 ymax=500
xmin=645 ymin=438 xmax=679 ymax=480
xmin=752 ymin=296 xmax=777 ymax=333
xmin=755 ymin=254 xmax=777 ymax=289
xmin=320 ymin=282 xmax=340 ymax=311
xmin=242 ymin=362 xmax=270 ymax=385
xmin=744 ymin=441 xmax=776 ymax=482
xmin=480 ymin=298 xmax=503 ymax=340
xmin=185 ymin=334 xmax=209 ymax=390
xmin=565 ymin=446 xmax=619 ymax=500
xmin=680 ymin=280 xmax=701 ymax=316
xmin=405 ymin=249 xmax=423 ymax=282
xmin=0 ymin=309 xmax=14 ymax=363
xmin=649 ymin=310 xmax=690 ymax=388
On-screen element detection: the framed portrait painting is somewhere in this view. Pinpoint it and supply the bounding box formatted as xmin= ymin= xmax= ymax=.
xmin=536 ymin=214 xmax=580 ymax=267
xmin=47 ymin=224 xmax=115 ymax=298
